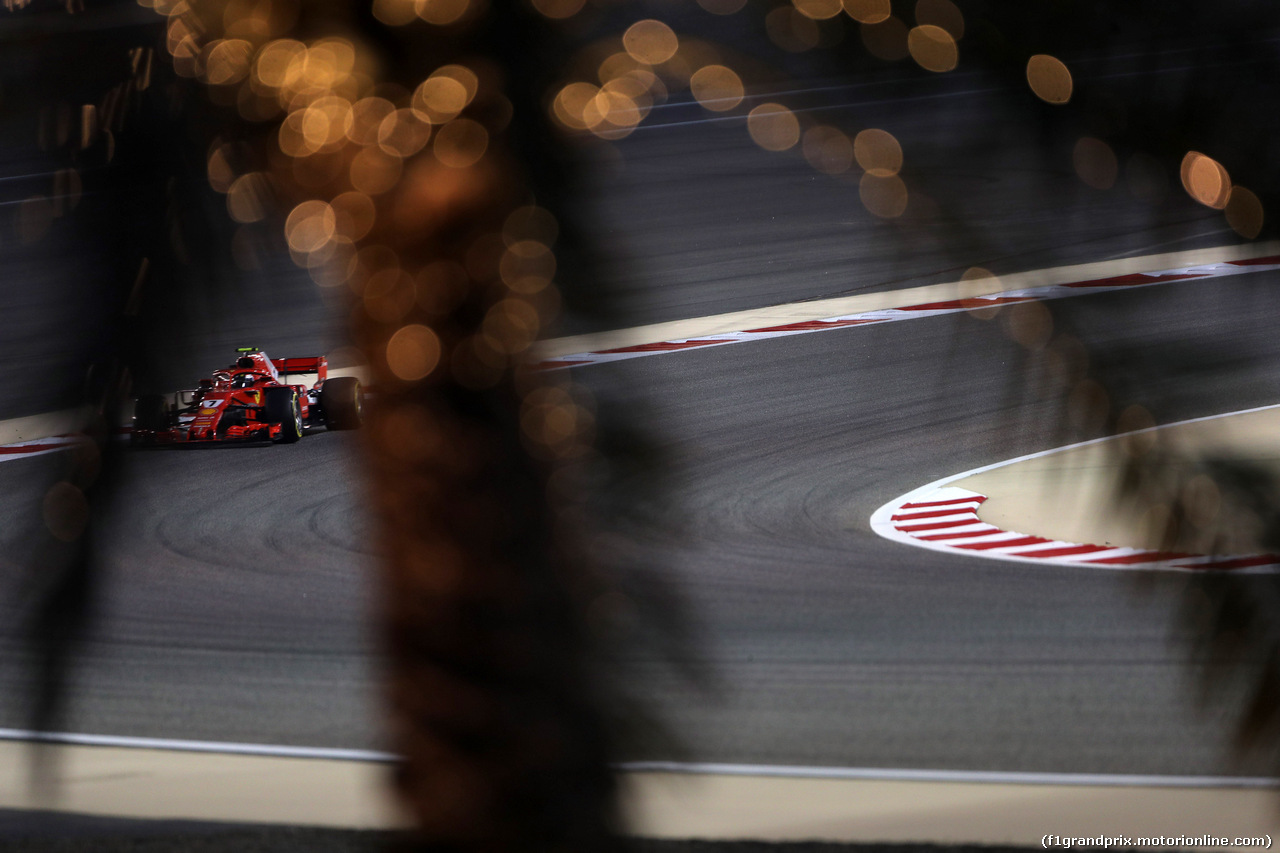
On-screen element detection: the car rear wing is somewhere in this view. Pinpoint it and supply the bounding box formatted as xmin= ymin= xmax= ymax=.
xmin=272 ymin=356 xmax=329 ymax=387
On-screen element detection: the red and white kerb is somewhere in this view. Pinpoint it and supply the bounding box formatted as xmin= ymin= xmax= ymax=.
xmin=872 ymin=486 xmax=1280 ymax=572
xmin=533 ymin=257 xmax=1280 ymax=371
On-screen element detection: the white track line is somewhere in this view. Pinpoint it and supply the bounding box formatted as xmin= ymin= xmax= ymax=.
xmin=871 ymin=403 xmax=1280 ymax=572
xmin=1 ymin=728 xmax=1274 ymax=789
xmin=533 ymin=244 xmax=1280 ymax=369
xmin=618 ymin=761 xmax=1280 ymax=789
xmin=0 ymin=728 xmax=394 ymax=763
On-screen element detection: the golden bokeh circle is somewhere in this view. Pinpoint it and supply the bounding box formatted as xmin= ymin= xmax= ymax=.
xmin=386 ymin=324 xmax=442 ymax=381
xmin=1026 ymin=54 xmax=1072 ymax=104
xmin=690 ymin=65 xmax=744 ymax=112
xmin=226 ymin=173 xmax=270 ymax=223
xmin=552 ymin=82 xmax=599 ymax=130
xmin=1180 ymin=151 xmax=1232 ymax=210
xmin=285 ymin=200 xmax=336 ymax=254
xmin=793 ymin=0 xmax=842 ymax=20
xmin=203 ymin=39 xmax=253 ymax=86
xmin=1225 ymin=186 xmax=1264 ymax=239
xmin=332 ymin=190 xmax=377 ymax=241
xmin=434 ymin=119 xmax=489 ymax=168
xmin=377 ymin=108 xmax=432 ymax=158
xmin=802 ymin=125 xmax=854 ymax=175
xmin=747 ymin=103 xmax=801 ymax=152
xmin=415 ymin=0 xmax=470 ymax=25
xmin=853 ymin=128 xmax=902 ymax=177
xmin=348 ymin=97 xmax=397 ymax=146
xmin=349 ymin=147 xmax=404 ymax=195
xmin=843 ymin=0 xmax=889 ymax=23
xmin=532 ymin=0 xmax=585 ymax=19
xmin=623 ymin=19 xmax=679 ymax=65
xmin=1002 ymin=300 xmax=1054 ymax=350
xmin=907 ymin=24 xmax=957 ymax=72
xmin=858 ymin=173 xmax=908 ymax=218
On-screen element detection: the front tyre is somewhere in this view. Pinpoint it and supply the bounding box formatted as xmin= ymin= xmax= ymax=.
xmin=265 ymin=387 xmax=303 ymax=443
xmin=319 ymin=376 xmax=362 ymax=430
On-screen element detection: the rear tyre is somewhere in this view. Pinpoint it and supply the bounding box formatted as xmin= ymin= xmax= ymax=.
xmin=265 ymin=387 xmax=303 ymax=443
xmin=319 ymin=377 xmax=362 ymax=430
xmin=132 ymin=394 xmax=168 ymax=444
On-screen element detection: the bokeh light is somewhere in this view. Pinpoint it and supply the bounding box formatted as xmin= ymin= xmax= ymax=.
xmin=520 ymin=386 xmax=593 ymax=457
xmin=1073 ymin=137 xmax=1118 ymax=190
xmin=226 ymin=172 xmax=271 ymax=222
xmin=413 ymin=65 xmax=478 ymax=122
xmin=853 ymin=128 xmax=902 ymax=176
xmin=623 ymin=19 xmax=679 ymax=65
xmin=500 ymin=240 xmax=556 ymax=293
xmin=483 ymin=297 xmax=542 ymax=354
xmin=802 ymin=125 xmax=854 ymax=175
xmin=371 ymin=0 xmax=416 ymax=26
xmin=350 ymin=146 xmax=404 ymax=194
xmin=284 ymin=199 xmax=336 ymax=254
xmin=206 ymin=143 xmax=237 ymax=192
xmin=793 ymin=0 xmax=842 ymax=21
xmin=349 ymin=97 xmax=398 ymax=145
xmin=1002 ymin=300 xmax=1054 ymax=350
xmin=598 ymin=51 xmax=645 ymax=84
xmin=1180 ymin=151 xmax=1231 ymax=209
xmin=378 ymin=108 xmax=432 ymax=158
xmin=531 ymin=0 xmax=585 ymax=19
xmin=859 ymin=173 xmax=908 ymax=218
xmin=301 ymin=96 xmax=354 ymax=151
xmin=843 ymin=0 xmax=889 ymax=24
xmin=433 ymin=119 xmax=489 ymax=168
xmin=747 ymin=103 xmax=801 ymax=152
xmin=203 ymin=39 xmax=253 ymax=85
xmin=689 ymin=65 xmax=744 ymax=112
xmin=958 ymin=267 xmax=1001 ymax=319
xmin=386 ymin=324 xmax=442 ymax=381
xmin=552 ymin=82 xmax=599 ymax=131
xmin=253 ymin=39 xmax=306 ymax=92
xmin=415 ymin=0 xmax=471 ymax=25
xmin=907 ymin=24 xmax=957 ymax=72
xmin=1225 ymin=186 xmax=1264 ymax=239
xmin=1026 ymin=54 xmax=1072 ymax=104
xmin=504 ymin=205 xmax=559 ymax=247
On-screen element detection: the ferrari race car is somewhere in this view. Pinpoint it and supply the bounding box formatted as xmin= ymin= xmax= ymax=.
xmin=131 ymin=347 xmax=362 ymax=445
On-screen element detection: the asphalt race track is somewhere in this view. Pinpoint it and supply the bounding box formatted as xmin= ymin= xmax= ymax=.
xmin=3 ymin=52 xmax=1280 ymax=781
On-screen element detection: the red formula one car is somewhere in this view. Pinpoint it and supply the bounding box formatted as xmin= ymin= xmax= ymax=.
xmin=131 ymin=347 xmax=362 ymax=445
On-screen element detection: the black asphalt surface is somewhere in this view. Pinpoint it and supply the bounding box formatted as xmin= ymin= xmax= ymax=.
xmin=3 ymin=272 xmax=1280 ymax=776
